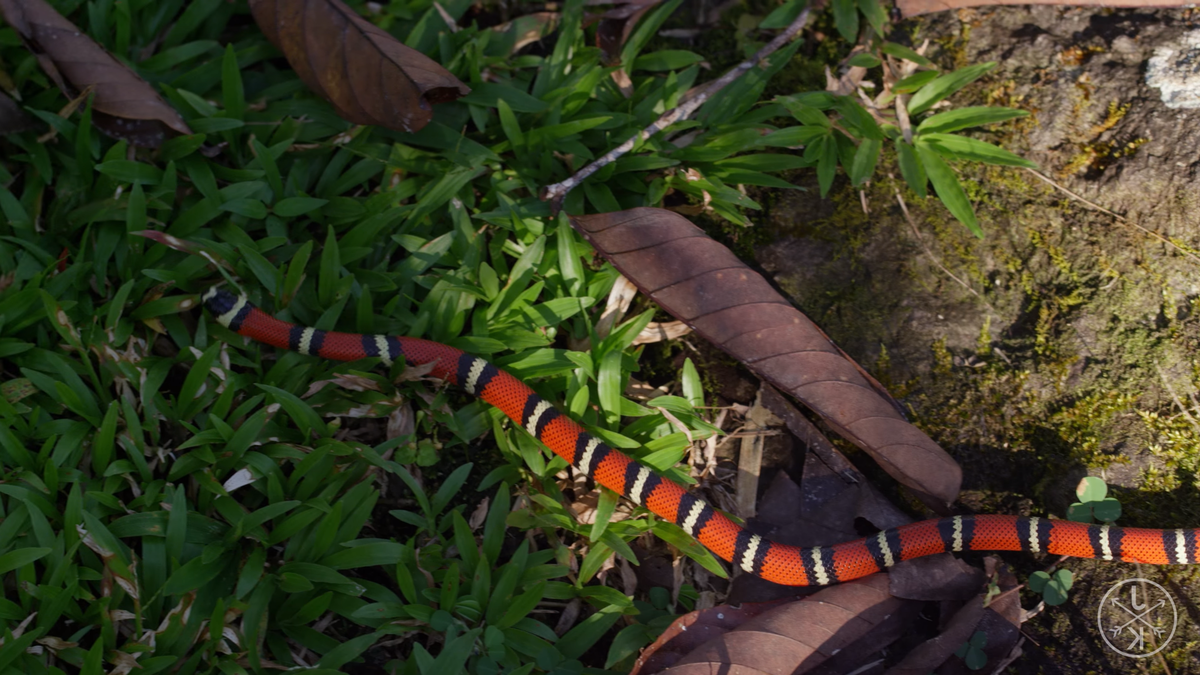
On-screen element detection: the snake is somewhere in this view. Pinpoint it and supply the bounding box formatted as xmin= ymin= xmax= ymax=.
xmin=203 ymin=287 xmax=1197 ymax=586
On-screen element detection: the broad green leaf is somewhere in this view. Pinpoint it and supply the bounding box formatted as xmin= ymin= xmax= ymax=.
xmin=1093 ymin=498 xmax=1122 ymax=523
xmin=908 ymin=62 xmax=997 ymax=116
xmin=497 ymin=582 xmax=547 ymax=628
xmin=847 ymin=53 xmax=881 ymax=68
xmin=917 ymin=106 xmax=1028 ymax=134
xmin=97 ymin=160 xmax=162 ymax=184
xmin=221 ymin=44 xmax=244 ymax=120
xmin=274 ymin=197 xmax=328 ymax=217
xmin=832 ymin=0 xmax=858 ymax=42
xmin=895 ymin=138 xmax=927 ymax=197
xmin=816 ymin=134 xmax=838 ymax=197
xmin=317 ymin=631 xmax=381 ymax=669
xmin=919 ymin=132 xmax=1036 ymax=168
xmin=256 ymin=384 xmax=327 ymax=437
xmin=0 ymin=547 xmax=51 ymax=575
xmin=556 ymin=606 xmax=623 ymax=660
xmin=882 ymin=42 xmax=935 ymax=68
xmin=755 ymin=126 xmax=827 ymax=147
xmin=598 ymin=351 xmax=624 ymax=426
xmin=915 ymin=140 xmax=982 ymax=237
xmin=1076 ymin=476 xmax=1108 ymax=502
xmin=634 ymin=50 xmax=704 ymax=71
xmin=760 ymin=0 xmax=806 ymax=29
xmin=856 ymin=0 xmax=886 ymax=36
xmin=588 ymin=489 xmax=620 ymax=543
xmin=894 ymin=70 xmax=939 ymax=94
xmin=849 ymin=138 xmax=882 ymax=186
xmin=164 ymin=553 xmax=227 ymax=594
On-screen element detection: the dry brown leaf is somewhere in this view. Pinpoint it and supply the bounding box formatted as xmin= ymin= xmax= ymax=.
xmin=490 ymin=12 xmax=560 ymax=55
xmin=896 ymin=0 xmax=1187 ymax=17
xmin=0 ymin=0 xmax=191 ymax=146
xmin=571 ymin=208 xmax=962 ymax=511
xmin=594 ymin=0 xmax=662 ymax=64
xmin=651 ymin=575 xmax=909 ymax=675
xmin=0 ymin=90 xmax=35 ymax=134
xmin=631 ymin=599 xmax=791 ymax=675
xmin=631 ymin=320 xmax=693 ymax=345
xmin=249 ymin=0 xmax=469 ymax=133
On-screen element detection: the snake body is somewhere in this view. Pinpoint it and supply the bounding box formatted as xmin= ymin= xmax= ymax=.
xmin=203 ymin=288 xmax=1198 ymax=586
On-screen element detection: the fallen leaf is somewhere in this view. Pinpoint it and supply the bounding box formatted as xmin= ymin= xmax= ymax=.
xmin=896 ymin=0 xmax=1186 ymax=17
xmin=594 ymin=0 xmax=662 ymax=64
xmin=885 ymin=595 xmax=986 ymax=675
xmin=759 ymin=383 xmax=912 ymax=531
xmin=0 ymin=90 xmax=35 ymax=134
xmin=631 ymin=320 xmax=693 ymax=345
xmin=887 ymin=553 xmax=985 ymax=602
xmin=490 ymin=12 xmax=560 ymax=55
xmin=630 ymin=599 xmax=791 ymax=675
xmin=885 ymin=559 xmax=1021 ymax=675
xmin=0 ymin=0 xmax=191 ymax=146
xmin=249 ymin=0 xmax=470 ymax=133
xmin=650 ymin=575 xmax=910 ymax=674
xmin=570 ymin=208 xmax=962 ymax=511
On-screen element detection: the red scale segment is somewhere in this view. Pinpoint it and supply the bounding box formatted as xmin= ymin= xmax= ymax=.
xmin=761 ymin=546 xmax=809 ymax=586
xmin=831 ymin=541 xmax=885 ymax=581
xmin=896 ymin=520 xmax=948 ymax=561
xmin=538 ymin=416 xmax=585 ymax=466
xmin=317 ymin=332 xmax=366 ymax=361
xmin=694 ymin=512 xmax=742 ymax=563
xmin=968 ymin=515 xmax=1023 ymax=553
xmin=1045 ymin=520 xmax=1095 ymax=558
xmin=477 ymin=370 xmax=538 ymax=425
xmin=642 ymin=478 xmax=687 ymax=527
xmin=1118 ymin=527 xmax=1171 ymax=564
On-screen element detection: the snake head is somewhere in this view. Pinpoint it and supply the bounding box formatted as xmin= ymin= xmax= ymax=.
xmin=202 ymin=288 xmax=238 ymax=315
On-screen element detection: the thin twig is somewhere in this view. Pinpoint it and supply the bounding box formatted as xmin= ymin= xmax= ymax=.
xmin=894 ymin=184 xmax=997 ymax=312
xmin=539 ymin=7 xmax=812 ymax=210
xmin=1154 ymin=362 xmax=1200 ymax=436
xmin=1025 ymin=168 xmax=1200 ymax=266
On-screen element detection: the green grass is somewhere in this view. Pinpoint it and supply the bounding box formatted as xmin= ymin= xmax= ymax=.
xmin=0 ymin=0 xmax=1045 ymax=671
xmin=0 ymin=0 xmax=760 ymax=671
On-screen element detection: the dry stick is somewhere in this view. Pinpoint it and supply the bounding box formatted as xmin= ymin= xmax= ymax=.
xmin=540 ymin=7 xmax=812 ymax=209
xmin=1154 ymin=362 xmax=1200 ymax=436
xmin=1025 ymin=168 xmax=1200 ymax=267
xmin=893 ymin=184 xmax=997 ymax=313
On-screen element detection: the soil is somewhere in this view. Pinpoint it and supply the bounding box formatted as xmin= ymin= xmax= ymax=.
xmin=745 ymin=6 xmax=1200 ymax=673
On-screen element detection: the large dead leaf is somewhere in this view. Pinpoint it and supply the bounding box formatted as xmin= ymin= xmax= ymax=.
xmin=631 ymin=599 xmax=791 ymax=675
xmin=885 ymin=559 xmax=1022 ymax=674
xmin=249 ymin=0 xmax=470 ymax=133
xmin=570 ymin=208 xmax=962 ymax=511
xmin=593 ymin=0 xmax=662 ymax=64
xmin=490 ymin=12 xmax=560 ymax=55
xmin=760 ymin=383 xmax=911 ymax=530
xmin=649 ymin=574 xmax=912 ymax=674
xmin=897 ymin=0 xmax=1187 ymax=17
xmin=0 ymin=0 xmax=191 ymax=146
xmin=0 ymin=91 xmax=35 ymax=134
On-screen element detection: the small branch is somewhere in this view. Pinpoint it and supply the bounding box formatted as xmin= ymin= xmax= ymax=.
xmin=894 ymin=184 xmax=996 ymax=313
xmin=1154 ymin=361 xmax=1200 ymax=436
xmin=1025 ymin=168 xmax=1200 ymax=267
xmin=540 ymin=7 xmax=812 ymax=210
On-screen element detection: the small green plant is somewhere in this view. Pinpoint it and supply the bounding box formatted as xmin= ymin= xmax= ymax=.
xmin=762 ymin=0 xmax=1035 ymax=237
xmin=954 ymin=630 xmax=989 ymax=670
xmin=1067 ymin=476 xmax=1122 ymax=523
xmin=1027 ymin=568 xmax=1073 ymax=606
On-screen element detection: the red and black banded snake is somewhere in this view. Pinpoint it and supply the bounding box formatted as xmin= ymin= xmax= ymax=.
xmin=203 ymin=287 xmax=1199 ymax=586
